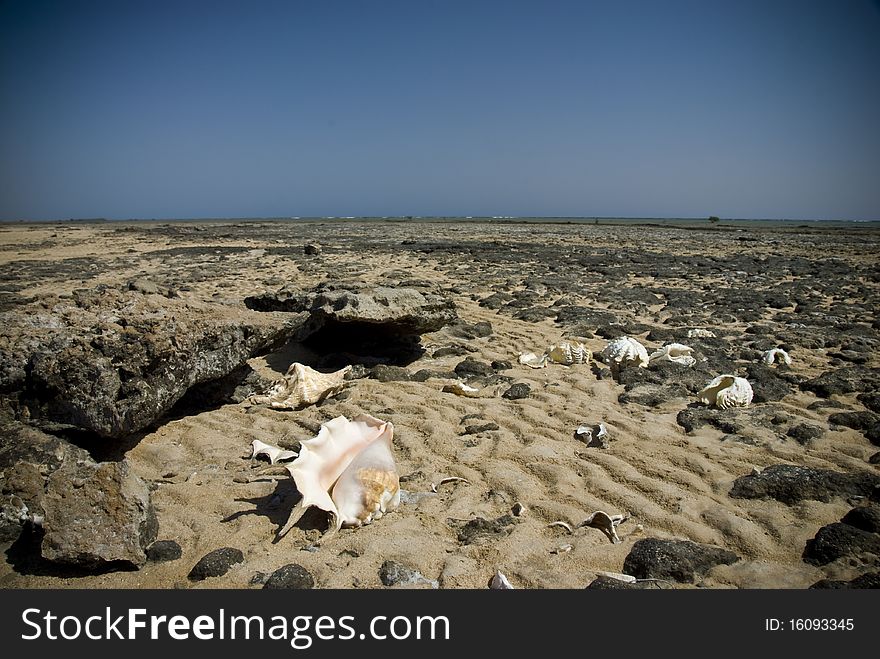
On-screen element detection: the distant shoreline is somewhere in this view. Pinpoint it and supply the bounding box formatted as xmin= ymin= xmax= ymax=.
xmin=2 ymin=216 xmax=878 ymax=229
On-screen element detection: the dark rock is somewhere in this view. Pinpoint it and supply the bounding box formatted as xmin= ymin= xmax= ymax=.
xmin=806 ymin=399 xmax=850 ymax=412
xmin=619 ymin=384 xmax=687 ymax=407
xmin=432 ymin=345 xmax=473 ymax=358
xmin=810 ymin=572 xmax=880 ymax=589
xmin=622 ymin=538 xmax=739 ymax=583
xmin=491 ymin=360 xmax=512 ymax=371
xmin=745 ymin=364 xmax=793 ymax=403
xmin=146 ymin=540 xmax=182 ymax=563
xmin=802 ymin=522 xmax=880 ymax=566
xmin=841 ymin=505 xmax=880 ymax=534
xmin=828 ymin=411 xmax=880 ymax=431
xmin=514 ymin=307 xmax=557 ymax=323
xmin=870 ymin=452 xmax=880 ymax=465
xmin=187 ymin=547 xmax=244 ymax=581
xmin=369 ymin=365 xmax=413 ymax=382
xmin=828 ymin=350 xmax=868 ymax=364
xmin=446 ymin=320 xmax=492 ymax=339
xmin=867 ymin=425 xmax=880 ymax=447
xmin=411 ymin=368 xmax=457 ymax=382
xmin=128 ymin=279 xmax=171 ymax=297
xmin=303 ymin=244 xmax=321 ymax=255
xmin=501 ymin=383 xmax=531 ymax=400
xmin=455 ymin=514 xmax=517 ymax=545
xmin=729 ymin=464 xmax=880 ymax=505
xmin=263 ymin=563 xmax=315 ymax=589
xmin=454 ymin=357 xmax=494 ymax=378
xmin=0 ymin=288 xmax=304 ymax=438
xmin=801 ymin=366 xmax=880 ymax=398
xmin=378 ymin=560 xmax=437 ymax=588
xmin=41 ymin=459 xmax=157 ymax=568
xmin=786 ymin=423 xmax=824 ymax=445
xmin=585 ymin=575 xmax=652 ymax=589
xmin=857 ymin=393 xmax=880 ymax=414
xmin=462 ymin=423 xmax=499 ymax=435
xmin=676 ymin=406 xmax=789 ymax=437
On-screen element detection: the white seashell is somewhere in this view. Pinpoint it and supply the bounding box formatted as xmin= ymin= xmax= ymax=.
xmin=279 ymin=414 xmax=399 ymax=536
xmin=249 ymin=363 xmax=351 ymax=409
xmin=518 ymin=352 xmax=547 ymax=369
xmin=490 ymin=570 xmax=514 ymax=589
xmin=579 ymin=511 xmax=626 ymax=544
xmin=698 ymin=375 xmax=753 ymax=409
xmin=442 ymin=381 xmax=481 ymax=397
xmin=575 ymin=422 xmax=609 ymax=448
xmin=595 ymin=571 xmax=637 ymax=584
xmin=602 ymin=336 xmax=649 ymax=370
xmin=552 ymin=543 xmax=573 ymax=554
xmin=250 ymin=440 xmax=298 ymax=464
xmin=687 ymin=328 xmax=716 ymax=338
xmin=547 ymin=521 xmax=574 ymax=534
xmin=430 ymin=476 xmax=470 ymax=493
xmin=762 ymin=348 xmax=791 ymax=366
xmin=547 ymin=341 xmax=591 ymax=366
xmin=648 ymin=343 xmax=696 ymax=367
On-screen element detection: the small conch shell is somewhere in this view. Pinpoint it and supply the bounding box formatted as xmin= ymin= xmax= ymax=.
xmin=547 ymin=341 xmax=591 ymax=365
xmin=250 ymin=440 xmax=298 ymax=464
xmin=518 ymin=352 xmax=547 ymax=369
xmin=249 ymin=363 xmax=351 ymax=409
xmin=490 ymin=570 xmax=514 ymax=589
xmin=602 ymin=336 xmax=649 ymax=370
xmin=648 ymin=343 xmax=696 ymax=367
xmin=762 ymin=348 xmax=791 ymax=366
xmin=278 ymin=414 xmax=400 ymax=537
xmin=579 ymin=511 xmax=626 ymax=544
xmin=687 ymin=328 xmax=716 ymax=338
xmin=698 ymin=375 xmax=753 ymax=409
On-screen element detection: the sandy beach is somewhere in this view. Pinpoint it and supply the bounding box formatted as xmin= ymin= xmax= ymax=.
xmin=1 ymin=219 xmax=878 ymax=589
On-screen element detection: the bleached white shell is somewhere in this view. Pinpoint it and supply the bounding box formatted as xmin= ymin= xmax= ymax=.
xmin=648 ymin=343 xmax=696 ymax=367
xmin=762 ymin=348 xmax=791 ymax=366
xmin=490 ymin=570 xmax=514 ymax=589
xmin=687 ymin=328 xmax=716 ymax=338
xmin=442 ymin=381 xmax=481 ymax=397
xmin=602 ymin=336 xmax=649 ymax=369
xmin=518 ymin=352 xmax=547 ymax=369
xmin=280 ymin=414 xmax=399 ymax=535
xmin=250 ymin=440 xmax=298 ymax=464
xmin=580 ymin=510 xmax=625 ymax=544
xmin=547 ymin=341 xmax=591 ymax=365
xmin=575 ymin=422 xmax=608 ymax=447
xmin=249 ymin=363 xmax=351 ymax=409
xmin=698 ymin=375 xmax=753 ymax=409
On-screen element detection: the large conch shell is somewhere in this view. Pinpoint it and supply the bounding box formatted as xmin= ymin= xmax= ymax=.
xmin=602 ymin=336 xmax=649 ymax=370
xmin=579 ymin=511 xmax=626 ymax=544
xmin=648 ymin=343 xmax=696 ymax=367
xmin=762 ymin=348 xmax=791 ymax=366
xmin=698 ymin=375 xmax=753 ymax=409
xmin=278 ymin=414 xmax=400 ymax=537
xmin=547 ymin=341 xmax=591 ymax=366
xmin=249 ymin=363 xmax=351 ymax=409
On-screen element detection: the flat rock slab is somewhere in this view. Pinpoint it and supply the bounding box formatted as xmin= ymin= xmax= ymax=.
xmin=41 ymin=459 xmax=157 ymax=568
xmin=729 ymin=464 xmax=880 ymax=505
xmin=454 ymin=515 xmax=517 ymax=545
xmin=188 ymin=547 xmax=244 ymax=581
xmin=378 ymin=560 xmax=438 ymax=588
xmin=810 ymin=572 xmax=880 ymax=589
xmin=0 ymin=287 xmax=304 ymax=438
xmin=801 ymin=366 xmax=880 ymax=398
xmin=622 ymin=538 xmax=739 ymax=583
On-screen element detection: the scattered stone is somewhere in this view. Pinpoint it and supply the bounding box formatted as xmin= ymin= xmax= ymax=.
xmin=462 ymin=423 xmax=499 ymax=435
xmin=828 ymin=411 xmax=880 ymax=431
xmin=869 ymin=452 xmax=880 ymax=465
xmin=802 ymin=522 xmax=880 ymax=566
xmin=146 ymin=540 xmax=182 ymax=563
xmin=619 ymin=383 xmax=687 ymax=407
xmin=867 ymin=425 xmax=880 ymax=447
xmin=511 ymin=502 xmax=526 ymax=517
xmin=263 ymin=563 xmax=315 ymax=589
xmin=786 ymin=423 xmax=824 ymax=445
xmin=857 ymin=393 xmax=880 ymax=414
xmin=303 ymin=244 xmax=321 ymax=255
xmin=378 ymin=560 xmax=438 ymax=588
xmin=729 ymin=464 xmax=880 ymax=505
xmin=455 ymin=515 xmax=517 ymax=545
xmin=491 ymin=360 xmax=512 ymax=371
xmin=454 ymin=357 xmax=494 ymax=378
xmin=432 ymin=345 xmax=472 ymax=358
xmin=40 ymin=459 xmax=157 ymax=568
xmin=446 ymin=320 xmax=492 ymax=339
xmin=622 ymin=538 xmax=739 ymax=583
xmin=187 ymin=547 xmax=244 ymax=581
xmin=501 ymin=383 xmax=531 ymax=400
xmin=369 ymin=365 xmax=413 ymax=382
xmin=840 ymin=505 xmax=880 ymax=534
xmin=745 ymin=364 xmax=793 ymax=403
xmin=809 ymin=572 xmax=880 ymax=589
xmin=801 ymin=366 xmax=880 ymax=398
xmin=586 ymin=575 xmax=653 ymax=589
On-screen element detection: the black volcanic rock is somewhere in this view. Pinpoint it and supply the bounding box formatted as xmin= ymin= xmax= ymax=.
xmin=263 ymin=563 xmax=315 ymax=589
xmin=729 ymin=464 xmax=880 ymax=505
xmin=188 ymin=548 xmax=244 ymax=581
xmin=801 ymin=366 xmax=880 ymax=398
xmin=802 ymin=522 xmax=880 ymax=566
xmin=622 ymin=538 xmax=739 ymax=583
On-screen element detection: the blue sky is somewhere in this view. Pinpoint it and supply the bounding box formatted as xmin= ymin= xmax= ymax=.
xmin=1 ymin=0 xmax=878 ymax=220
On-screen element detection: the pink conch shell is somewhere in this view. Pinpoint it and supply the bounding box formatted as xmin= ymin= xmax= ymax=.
xmin=249 ymin=363 xmax=351 ymax=409
xmin=278 ymin=414 xmax=400 ymax=537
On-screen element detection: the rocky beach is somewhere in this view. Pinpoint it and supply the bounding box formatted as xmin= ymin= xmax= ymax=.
xmin=1 ymin=219 xmax=878 ymax=589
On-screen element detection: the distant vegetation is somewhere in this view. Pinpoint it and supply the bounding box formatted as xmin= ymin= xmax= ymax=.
xmin=708 ymin=216 xmax=720 ymax=223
